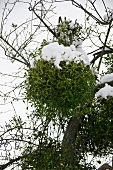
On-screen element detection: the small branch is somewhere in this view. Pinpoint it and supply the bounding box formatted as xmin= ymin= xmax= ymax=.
xmin=71 ymin=0 xmax=108 ymax=25
xmin=90 ymin=45 xmax=113 ymax=64
xmin=0 ymin=36 xmax=30 ymax=67
xmin=0 ymin=154 xmax=28 ymax=170
xmin=102 ymin=0 xmax=108 ymax=14
xmin=88 ymin=0 xmax=103 ymax=21
xmin=29 ymin=6 xmax=57 ymax=38
xmin=1 ymin=0 xmax=16 ymax=34
xmin=97 ymin=21 xmax=112 ymax=70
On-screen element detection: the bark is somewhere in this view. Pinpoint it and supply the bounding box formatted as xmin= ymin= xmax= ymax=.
xmin=98 ymin=163 xmax=113 ymax=170
xmin=62 ymin=116 xmax=84 ymax=166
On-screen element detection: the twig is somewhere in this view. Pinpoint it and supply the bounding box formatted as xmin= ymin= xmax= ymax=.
xmin=0 ymin=154 xmax=28 ymax=170
xmin=97 ymin=21 xmax=112 ymax=70
xmin=29 ymin=6 xmax=57 ymax=38
xmin=71 ymin=0 xmax=110 ymax=25
xmin=0 ymin=36 xmax=30 ymax=67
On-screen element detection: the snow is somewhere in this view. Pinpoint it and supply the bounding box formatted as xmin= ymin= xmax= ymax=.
xmin=96 ymin=73 xmax=113 ymax=99
xmin=99 ymin=73 xmax=113 ymax=84
xmin=69 ymin=22 xmax=75 ymax=29
xmin=30 ymin=40 xmax=90 ymax=69
xmin=30 ymin=60 xmax=35 ymax=68
xmin=40 ymin=42 xmax=89 ymax=69
xmin=96 ymin=83 xmax=113 ymax=99
xmin=103 ymin=10 xmax=113 ymax=22
xmin=66 ymin=18 xmax=72 ymax=22
xmin=66 ymin=18 xmax=75 ymax=29
xmin=76 ymin=44 xmax=89 ymax=65
xmin=100 ymin=73 xmax=113 ymax=83
xmin=72 ymin=40 xmax=90 ymax=65
xmin=30 ymin=56 xmax=40 ymax=68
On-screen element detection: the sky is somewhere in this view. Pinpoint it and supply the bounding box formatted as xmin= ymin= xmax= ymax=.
xmin=0 ymin=0 xmax=113 ymax=169
xmin=0 ymin=0 xmax=113 ymax=141
xmin=0 ymin=0 xmax=86 ymax=125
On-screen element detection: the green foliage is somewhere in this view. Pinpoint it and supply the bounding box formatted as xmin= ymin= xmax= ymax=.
xmin=22 ymin=18 xmax=97 ymax=169
xmin=19 ymin=16 xmax=113 ymax=170
xmin=56 ymin=17 xmax=83 ymax=45
xmin=24 ymin=17 xmax=96 ymax=167
xmin=21 ymin=141 xmax=95 ymax=170
xmin=1 ymin=1 xmax=113 ymax=169
xmin=79 ymin=96 xmax=113 ymax=157
xmin=25 ymin=17 xmax=93 ymax=119
xmin=22 ymin=140 xmax=62 ymax=170
xmin=25 ymin=60 xmax=95 ymax=119
xmin=104 ymin=53 xmax=113 ymax=73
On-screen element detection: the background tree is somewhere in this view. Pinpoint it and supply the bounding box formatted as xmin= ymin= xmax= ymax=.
xmin=0 ymin=0 xmax=113 ymax=169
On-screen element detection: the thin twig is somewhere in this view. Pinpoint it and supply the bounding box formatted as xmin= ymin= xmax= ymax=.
xmin=71 ymin=0 xmax=109 ymax=25
xmin=97 ymin=21 xmax=112 ymax=70
xmin=0 ymin=36 xmax=30 ymax=67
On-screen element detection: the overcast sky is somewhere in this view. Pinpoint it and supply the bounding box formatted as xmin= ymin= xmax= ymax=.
xmin=0 ymin=0 xmax=86 ymax=125
xmin=0 ymin=0 xmax=113 ymax=168
xmin=0 ymin=0 xmax=113 ymax=131
xmin=0 ymin=0 xmax=113 ymax=135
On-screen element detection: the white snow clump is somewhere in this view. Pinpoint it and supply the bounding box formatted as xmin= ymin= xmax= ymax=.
xmin=66 ymin=18 xmax=76 ymax=29
xmin=99 ymin=73 xmax=113 ymax=84
xmin=72 ymin=40 xmax=90 ymax=65
xmin=41 ymin=42 xmax=89 ymax=69
xmin=96 ymin=83 xmax=113 ymax=99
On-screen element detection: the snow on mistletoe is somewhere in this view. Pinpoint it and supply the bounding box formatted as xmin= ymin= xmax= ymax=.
xmin=25 ymin=17 xmax=95 ymax=119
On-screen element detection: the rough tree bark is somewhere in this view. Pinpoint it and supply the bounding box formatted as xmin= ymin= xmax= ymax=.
xmin=62 ymin=116 xmax=84 ymax=166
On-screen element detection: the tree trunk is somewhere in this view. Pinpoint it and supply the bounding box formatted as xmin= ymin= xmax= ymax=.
xmin=62 ymin=116 xmax=84 ymax=167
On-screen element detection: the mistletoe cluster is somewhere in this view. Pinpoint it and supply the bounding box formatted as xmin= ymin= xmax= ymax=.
xmin=25 ymin=17 xmax=95 ymax=119
xmin=26 ymin=60 xmax=95 ymax=118
xmin=56 ymin=17 xmax=83 ymax=46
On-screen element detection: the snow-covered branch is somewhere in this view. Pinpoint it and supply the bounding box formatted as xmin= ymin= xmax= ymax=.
xmin=96 ymin=73 xmax=113 ymax=99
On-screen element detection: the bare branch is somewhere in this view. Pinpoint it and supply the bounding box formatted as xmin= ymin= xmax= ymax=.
xmin=71 ymin=0 xmax=104 ymax=24
xmin=88 ymin=0 xmax=103 ymax=21
xmin=90 ymin=45 xmax=113 ymax=64
xmin=97 ymin=21 xmax=112 ymax=70
xmin=0 ymin=36 xmax=30 ymax=67
xmin=29 ymin=6 xmax=57 ymax=38
xmin=0 ymin=154 xmax=28 ymax=170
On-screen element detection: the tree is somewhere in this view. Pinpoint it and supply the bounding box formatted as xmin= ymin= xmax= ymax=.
xmin=0 ymin=0 xmax=113 ymax=169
